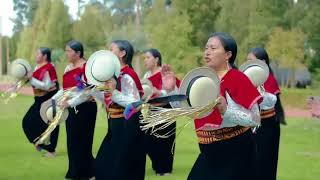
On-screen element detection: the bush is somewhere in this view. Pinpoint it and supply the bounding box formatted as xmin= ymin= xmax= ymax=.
xmin=51 ymin=48 xmax=65 ymax=63
xmin=309 ymin=68 xmax=320 ymax=90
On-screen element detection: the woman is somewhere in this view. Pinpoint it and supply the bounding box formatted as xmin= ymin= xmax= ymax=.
xmin=143 ymin=48 xmax=180 ymax=176
xmin=22 ymin=47 xmax=60 ymax=157
xmin=51 ymin=40 xmax=97 ymax=180
xmin=162 ymin=32 xmax=262 ymax=180
xmin=95 ymin=40 xmax=146 ymax=180
xmin=247 ymin=47 xmax=284 ymax=180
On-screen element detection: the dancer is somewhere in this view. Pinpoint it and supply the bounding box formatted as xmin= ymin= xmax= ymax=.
xmin=52 ymin=40 xmax=97 ymax=180
xmin=22 ymin=47 xmax=60 ymax=157
xmin=95 ymin=40 xmax=146 ymax=180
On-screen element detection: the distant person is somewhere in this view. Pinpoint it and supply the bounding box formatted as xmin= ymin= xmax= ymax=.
xmin=95 ymin=40 xmax=146 ymax=180
xmin=51 ymin=40 xmax=97 ymax=180
xmin=247 ymin=47 xmax=285 ymax=180
xmin=142 ymin=48 xmax=180 ymax=176
xmin=22 ymin=47 xmax=60 ymax=157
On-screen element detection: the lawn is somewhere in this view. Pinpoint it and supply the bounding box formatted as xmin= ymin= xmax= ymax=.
xmin=280 ymin=88 xmax=318 ymax=109
xmin=0 ymin=95 xmax=320 ymax=180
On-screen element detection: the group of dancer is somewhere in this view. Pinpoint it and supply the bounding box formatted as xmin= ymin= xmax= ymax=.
xmin=20 ymin=32 xmax=285 ymax=180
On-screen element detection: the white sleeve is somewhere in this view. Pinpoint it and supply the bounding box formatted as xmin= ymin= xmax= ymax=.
xmin=67 ymin=91 xmax=90 ymax=108
xmin=221 ymin=92 xmax=261 ymax=127
xmin=111 ymin=74 xmax=141 ymax=107
xmin=51 ymin=89 xmax=64 ymax=101
xmin=90 ymin=89 xmax=106 ymax=106
xmin=259 ymin=91 xmax=277 ymax=110
xmin=143 ymin=72 xmax=150 ymax=79
xmin=160 ymin=85 xmax=179 ymax=97
xmin=64 ymin=65 xmax=72 ymax=73
xmin=30 ymin=72 xmax=55 ymax=90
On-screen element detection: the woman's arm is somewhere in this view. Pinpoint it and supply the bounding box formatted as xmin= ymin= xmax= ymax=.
xmin=259 ymin=91 xmax=277 ymax=110
xmin=30 ymin=72 xmax=55 ymax=90
xmin=111 ymin=74 xmax=141 ymax=107
xmin=222 ymin=92 xmax=261 ymax=127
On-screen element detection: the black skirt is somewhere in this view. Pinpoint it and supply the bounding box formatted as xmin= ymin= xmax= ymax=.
xmin=22 ymin=90 xmax=60 ymax=153
xmin=65 ymin=101 xmax=97 ymax=179
xmin=95 ymin=117 xmax=125 ymax=180
xmin=145 ymin=103 xmax=176 ymax=174
xmin=254 ymin=116 xmax=280 ymax=180
xmin=95 ymin=112 xmax=146 ymax=180
xmin=188 ymin=130 xmax=257 ymax=180
xmin=145 ymin=117 xmax=175 ymax=173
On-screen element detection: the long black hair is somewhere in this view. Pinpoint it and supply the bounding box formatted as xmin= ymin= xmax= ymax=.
xmin=249 ymin=47 xmax=270 ymax=65
xmin=112 ymin=40 xmax=134 ymax=68
xmin=39 ymin=47 xmax=51 ymax=62
xmin=67 ymin=40 xmax=84 ymax=58
xmin=249 ymin=47 xmax=286 ymax=124
xmin=209 ymin=32 xmax=238 ymax=69
xmin=249 ymin=47 xmax=274 ymax=74
xmin=144 ymin=48 xmax=162 ymax=67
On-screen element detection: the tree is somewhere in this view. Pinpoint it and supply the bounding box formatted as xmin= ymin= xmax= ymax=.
xmin=15 ymin=0 xmax=52 ymax=61
xmin=215 ymin=0 xmax=252 ymax=64
xmin=77 ymin=0 xmax=86 ymax=18
xmin=31 ymin=0 xmax=51 ymax=54
xmin=214 ymin=0 xmax=292 ymax=65
xmin=283 ymin=0 xmax=306 ymax=29
xmin=11 ymin=0 xmax=38 ymax=61
xmin=175 ymin=0 xmax=221 ymax=47
xmin=12 ymin=0 xmax=39 ymax=33
xmin=107 ymin=0 xmax=136 ymax=26
xmin=1 ymin=36 xmax=11 ymax=74
xmin=144 ymin=0 xmax=200 ymax=75
xmin=9 ymin=33 xmax=19 ymax=62
xmin=298 ymin=0 xmax=320 ymax=73
xmin=45 ymin=0 xmax=72 ymax=49
xmin=72 ymin=4 xmax=114 ymax=55
xmin=15 ymin=27 xmax=34 ymax=63
xmin=266 ymin=27 xmax=306 ymax=87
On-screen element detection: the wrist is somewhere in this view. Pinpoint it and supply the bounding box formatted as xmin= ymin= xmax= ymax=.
xmin=220 ymin=107 xmax=227 ymax=116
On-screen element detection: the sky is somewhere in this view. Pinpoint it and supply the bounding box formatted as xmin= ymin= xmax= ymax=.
xmin=0 ymin=0 xmax=89 ymax=37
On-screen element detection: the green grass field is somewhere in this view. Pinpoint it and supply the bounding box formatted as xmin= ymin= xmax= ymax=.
xmin=281 ymin=88 xmax=318 ymax=109
xmin=0 ymin=96 xmax=320 ymax=180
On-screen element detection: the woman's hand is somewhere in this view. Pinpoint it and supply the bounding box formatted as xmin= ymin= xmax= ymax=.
xmin=152 ymin=87 xmax=163 ymax=97
xmin=59 ymin=100 xmax=70 ymax=109
xmin=161 ymin=64 xmax=176 ymax=92
xmin=216 ymin=95 xmax=227 ymax=114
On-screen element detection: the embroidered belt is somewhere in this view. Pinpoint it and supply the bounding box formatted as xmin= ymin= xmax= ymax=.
xmin=261 ymin=108 xmax=276 ymax=119
xmin=107 ymin=103 xmax=124 ymax=119
xmin=33 ymin=87 xmax=57 ymax=96
xmin=196 ymin=126 xmax=250 ymax=144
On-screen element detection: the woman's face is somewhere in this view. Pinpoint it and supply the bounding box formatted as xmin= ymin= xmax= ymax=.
xmin=110 ymin=42 xmax=126 ymax=65
xmin=36 ymin=50 xmax=45 ymax=64
xmin=110 ymin=43 xmax=121 ymax=58
xmin=144 ymin=51 xmax=158 ymax=70
xmin=204 ymin=37 xmax=230 ymax=70
xmin=247 ymin=53 xmax=257 ymax=61
xmin=65 ymin=45 xmax=79 ymax=63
